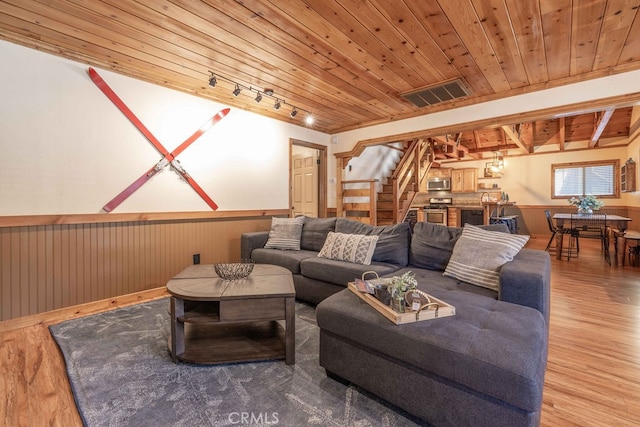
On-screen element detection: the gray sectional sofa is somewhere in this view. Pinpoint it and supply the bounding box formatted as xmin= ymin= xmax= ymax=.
xmin=241 ymin=217 xmax=550 ymax=426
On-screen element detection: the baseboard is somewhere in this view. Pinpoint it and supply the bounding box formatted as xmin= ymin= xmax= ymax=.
xmin=0 ymin=287 xmax=169 ymax=333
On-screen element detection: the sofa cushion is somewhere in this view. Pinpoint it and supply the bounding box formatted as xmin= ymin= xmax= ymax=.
xmin=316 ymin=287 xmax=547 ymax=413
xmin=250 ymin=248 xmax=318 ymax=274
xmin=443 ymin=224 xmax=530 ymax=291
xmin=410 ymin=222 xmax=511 ymax=271
xmin=300 ymin=257 xmax=401 ymax=287
xmin=336 ymin=218 xmax=410 ymax=266
xmin=299 ymin=217 xmax=337 ymax=252
xmin=264 ymin=216 xmax=305 ymax=250
xmin=317 ymin=232 xmax=378 ymax=265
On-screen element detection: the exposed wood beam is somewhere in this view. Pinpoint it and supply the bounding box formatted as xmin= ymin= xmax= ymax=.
xmin=383 ymin=143 xmax=405 ymax=152
xmin=558 ymin=117 xmax=566 ymax=151
xmin=630 ymin=106 xmax=640 ymax=144
xmin=432 ymin=135 xmax=471 ymax=159
xmin=501 ymin=125 xmax=530 ymax=153
xmin=589 ymin=108 xmax=615 ymax=147
xmin=472 ymin=130 xmax=481 ymax=149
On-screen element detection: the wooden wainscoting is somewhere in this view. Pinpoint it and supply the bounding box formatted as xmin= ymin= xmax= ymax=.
xmin=0 ymin=211 xmax=284 ymax=321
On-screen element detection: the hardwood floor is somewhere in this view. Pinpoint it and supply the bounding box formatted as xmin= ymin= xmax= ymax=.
xmin=0 ymin=236 xmax=639 ymax=426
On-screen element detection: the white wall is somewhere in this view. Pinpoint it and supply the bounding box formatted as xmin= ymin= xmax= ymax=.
xmin=440 ymin=147 xmax=630 ymax=206
xmin=3 ymin=40 xmax=638 ymax=215
xmin=329 ymin=70 xmax=640 ymax=207
xmin=0 ymin=40 xmax=329 ymax=215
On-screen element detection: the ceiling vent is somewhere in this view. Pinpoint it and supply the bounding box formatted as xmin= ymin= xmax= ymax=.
xmin=401 ymin=79 xmax=471 ymax=108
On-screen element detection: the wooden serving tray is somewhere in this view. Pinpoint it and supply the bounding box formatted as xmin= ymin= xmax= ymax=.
xmin=348 ymin=282 xmax=455 ymax=325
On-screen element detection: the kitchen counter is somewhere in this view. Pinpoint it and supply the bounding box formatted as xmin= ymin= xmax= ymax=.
xmin=482 ymin=202 xmax=516 ymax=225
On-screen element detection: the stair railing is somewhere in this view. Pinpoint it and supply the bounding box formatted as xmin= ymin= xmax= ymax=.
xmin=339 ymin=179 xmax=379 ymax=224
xmin=391 ymin=139 xmax=432 ymax=223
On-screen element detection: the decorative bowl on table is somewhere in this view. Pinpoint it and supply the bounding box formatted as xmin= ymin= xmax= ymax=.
xmin=214 ymin=260 xmax=255 ymax=280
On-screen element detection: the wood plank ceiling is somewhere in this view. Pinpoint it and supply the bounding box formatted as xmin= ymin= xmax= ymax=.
xmin=0 ymin=0 xmax=639 ymax=156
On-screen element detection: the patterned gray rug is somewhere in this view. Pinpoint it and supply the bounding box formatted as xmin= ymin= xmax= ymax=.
xmin=50 ymin=298 xmax=424 ymax=426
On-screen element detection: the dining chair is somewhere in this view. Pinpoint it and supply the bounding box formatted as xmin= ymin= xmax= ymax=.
xmin=570 ymin=213 xmax=609 ymax=264
xmin=544 ymin=210 xmax=578 ymax=258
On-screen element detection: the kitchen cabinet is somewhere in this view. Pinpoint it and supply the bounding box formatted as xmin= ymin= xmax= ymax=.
xmin=447 ymin=208 xmax=458 ymax=227
xmin=428 ymin=167 xmax=452 ymax=179
xmin=451 ymin=168 xmax=477 ymax=193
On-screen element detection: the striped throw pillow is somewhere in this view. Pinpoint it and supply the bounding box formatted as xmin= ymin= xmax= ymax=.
xmin=264 ymin=216 xmax=305 ymax=250
xmin=443 ymin=224 xmax=529 ymax=291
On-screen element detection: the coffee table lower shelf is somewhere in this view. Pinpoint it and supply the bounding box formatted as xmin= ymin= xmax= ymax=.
xmin=168 ymin=321 xmax=286 ymax=365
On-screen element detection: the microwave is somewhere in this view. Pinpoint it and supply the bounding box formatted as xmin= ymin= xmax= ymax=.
xmin=427 ymin=178 xmax=450 ymax=191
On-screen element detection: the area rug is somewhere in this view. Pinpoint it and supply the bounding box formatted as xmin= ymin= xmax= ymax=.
xmin=50 ymin=298 xmax=425 ymax=426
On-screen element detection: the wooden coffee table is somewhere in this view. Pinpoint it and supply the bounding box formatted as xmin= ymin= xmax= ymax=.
xmin=166 ymin=264 xmax=295 ymax=365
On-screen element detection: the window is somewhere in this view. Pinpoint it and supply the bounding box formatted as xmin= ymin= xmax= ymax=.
xmin=551 ymin=160 xmax=619 ymax=199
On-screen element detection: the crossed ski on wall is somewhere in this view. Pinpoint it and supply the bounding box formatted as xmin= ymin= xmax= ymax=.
xmin=88 ymin=67 xmax=229 ymax=212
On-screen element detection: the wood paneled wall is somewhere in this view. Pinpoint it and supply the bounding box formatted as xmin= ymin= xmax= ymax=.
xmin=3 ymin=206 xmax=637 ymax=322
xmin=0 ymin=214 xmax=277 ymax=321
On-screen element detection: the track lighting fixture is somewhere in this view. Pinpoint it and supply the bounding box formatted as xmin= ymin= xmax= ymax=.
xmin=207 ymin=71 xmax=313 ymax=124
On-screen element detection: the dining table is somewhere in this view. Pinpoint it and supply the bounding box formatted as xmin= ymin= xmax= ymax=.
xmin=552 ymin=213 xmax=632 ymax=264
xmin=616 ymin=230 xmax=640 ymax=266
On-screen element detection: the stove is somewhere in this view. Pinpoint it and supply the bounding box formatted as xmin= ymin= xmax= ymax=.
xmin=426 ymin=197 xmax=453 ymax=209
xmin=424 ymin=197 xmax=452 ymax=226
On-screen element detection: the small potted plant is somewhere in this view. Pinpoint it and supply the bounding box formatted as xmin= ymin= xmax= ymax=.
xmin=568 ymin=195 xmax=604 ymax=214
xmin=388 ymin=271 xmax=418 ymax=313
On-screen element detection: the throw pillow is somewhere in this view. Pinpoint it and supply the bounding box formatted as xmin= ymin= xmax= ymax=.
xmin=410 ymin=222 xmax=511 ymax=271
xmin=443 ymin=224 xmax=529 ymax=291
xmin=299 ymin=217 xmax=337 ymax=252
xmin=317 ymin=232 xmax=379 ymax=265
xmin=335 ymin=218 xmax=410 ymax=266
xmin=410 ymin=222 xmax=463 ymax=271
xmin=264 ymin=216 xmax=305 ymax=250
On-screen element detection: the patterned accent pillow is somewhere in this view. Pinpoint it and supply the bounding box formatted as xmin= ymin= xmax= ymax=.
xmin=317 ymin=232 xmax=379 ymax=265
xmin=443 ymin=224 xmax=529 ymax=291
xmin=264 ymin=216 xmax=305 ymax=250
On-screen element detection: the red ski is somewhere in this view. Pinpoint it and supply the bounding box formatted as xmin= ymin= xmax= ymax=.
xmin=88 ymin=67 xmax=229 ymax=212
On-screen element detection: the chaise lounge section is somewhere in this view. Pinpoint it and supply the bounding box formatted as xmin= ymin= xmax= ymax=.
xmin=241 ymin=217 xmax=550 ymax=426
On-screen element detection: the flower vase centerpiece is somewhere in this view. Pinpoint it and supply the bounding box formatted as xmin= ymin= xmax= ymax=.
xmin=568 ymin=195 xmax=604 ymax=215
xmin=388 ymin=271 xmax=418 ymax=313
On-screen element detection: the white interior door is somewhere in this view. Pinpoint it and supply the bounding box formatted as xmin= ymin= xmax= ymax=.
xmin=292 ymin=148 xmax=318 ymax=217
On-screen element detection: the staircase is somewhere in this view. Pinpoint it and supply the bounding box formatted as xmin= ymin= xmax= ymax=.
xmin=336 ymin=138 xmax=434 ymax=225
xmin=376 ymin=138 xmax=433 ymax=225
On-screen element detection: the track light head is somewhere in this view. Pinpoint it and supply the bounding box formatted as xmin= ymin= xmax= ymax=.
xmin=254 ymin=92 xmax=262 ymax=103
xmin=208 ymin=74 xmax=216 ymax=88
xmin=273 ymin=100 xmax=281 ymax=110
xmin=305 ymin=115 xmax=314 ymax=125
xmin=232 ymin=84 xmax=241 ymax=97
xmin=290 ymin=107 xmax=298 ymax=118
